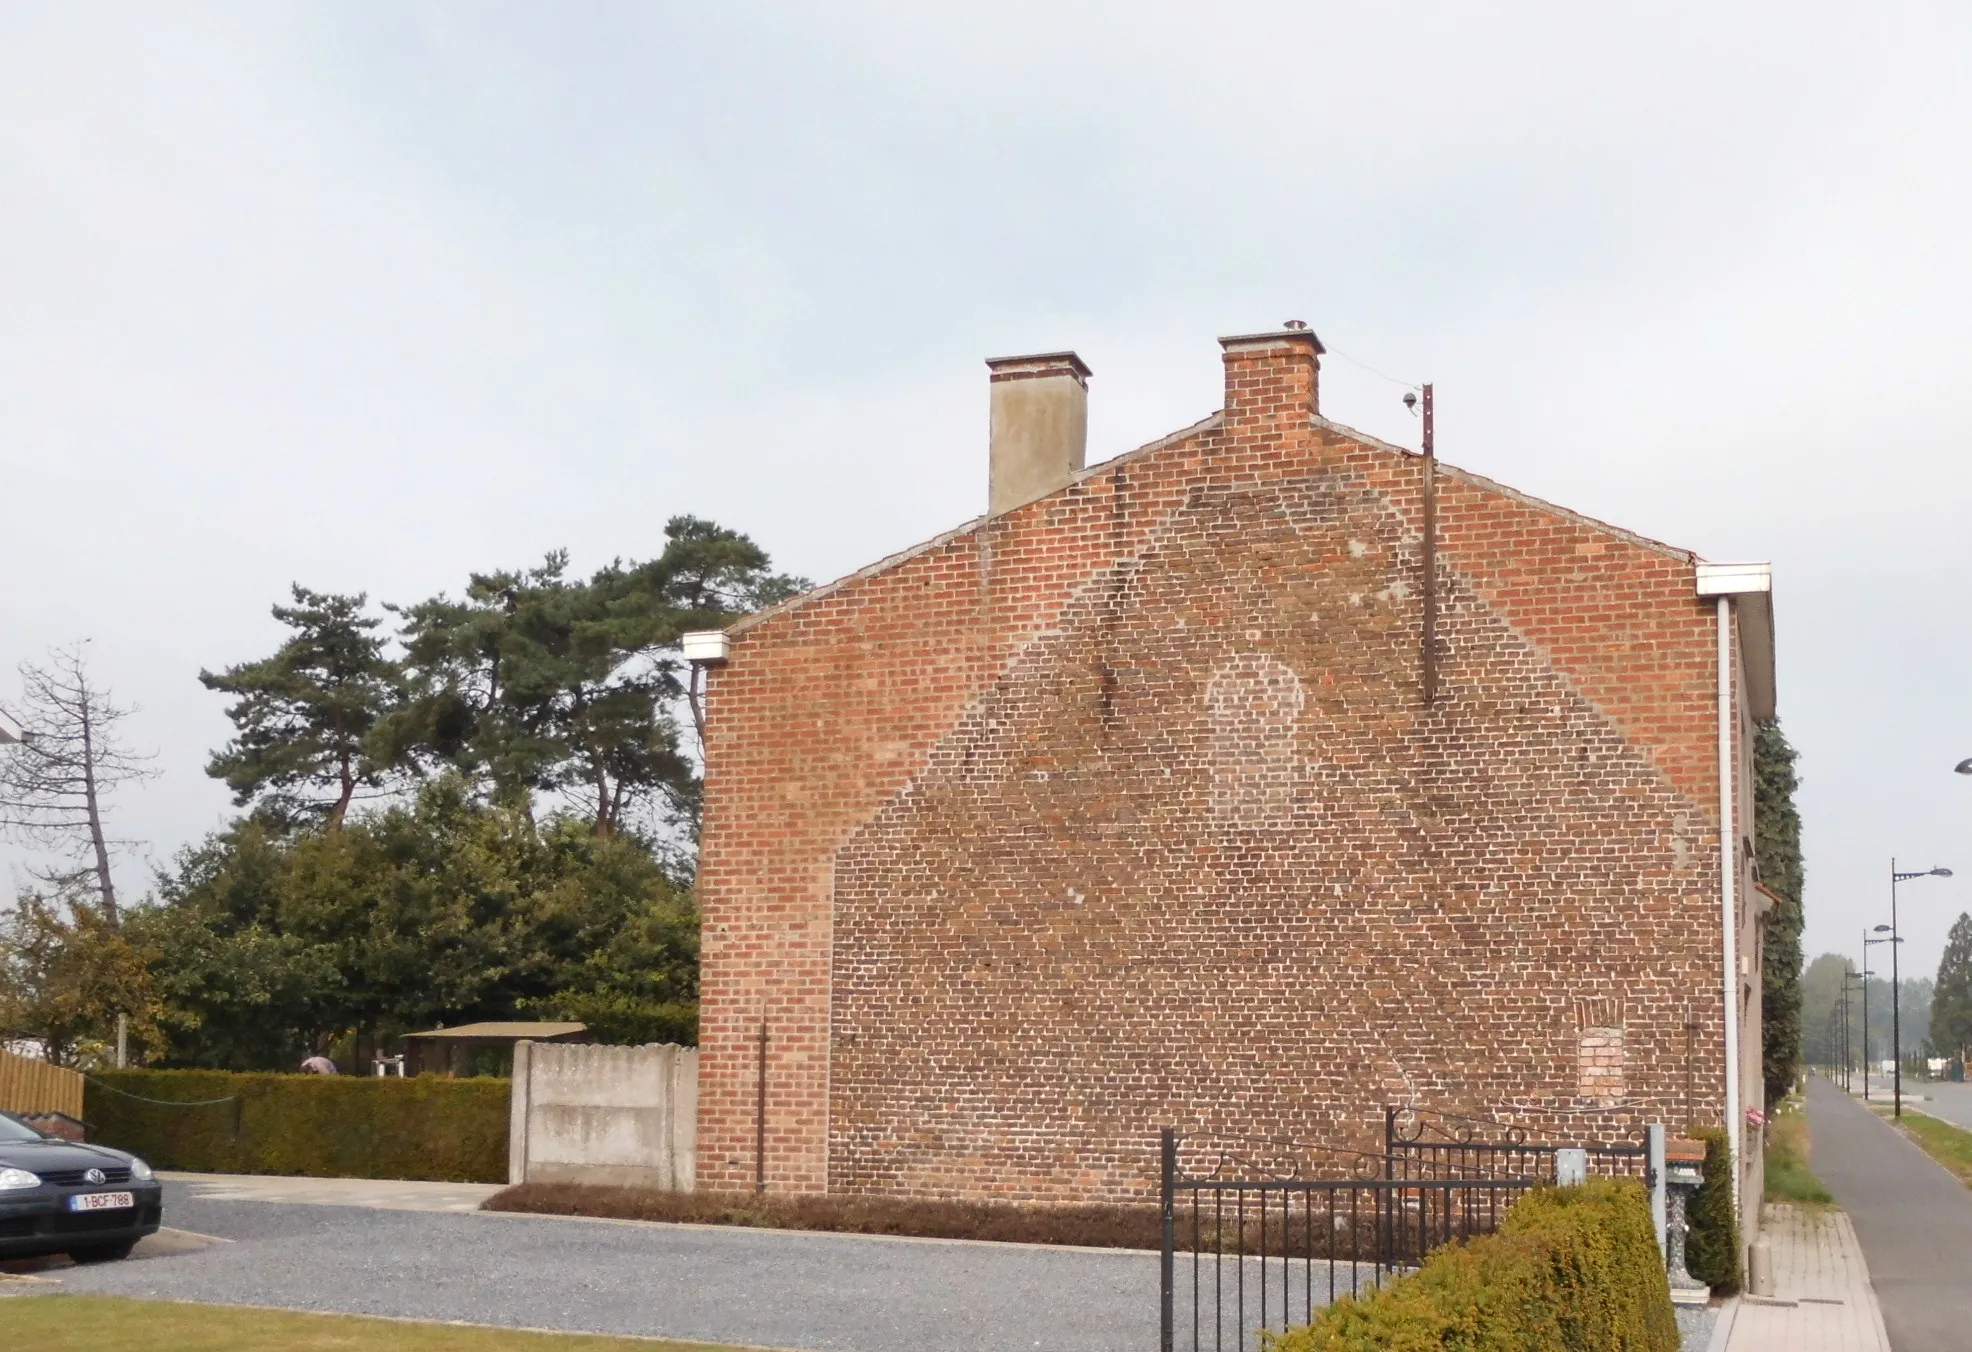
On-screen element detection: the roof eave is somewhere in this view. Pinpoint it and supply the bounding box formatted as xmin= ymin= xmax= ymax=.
xmin=1696 ymin=562 xmax=1776 ymax=722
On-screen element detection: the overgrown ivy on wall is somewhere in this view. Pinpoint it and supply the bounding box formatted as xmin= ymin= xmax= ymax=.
xmin=1755 ymin=719 xmax=1805 ymax=1109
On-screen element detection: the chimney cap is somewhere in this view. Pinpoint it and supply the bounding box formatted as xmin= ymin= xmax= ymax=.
xmin=1219 ymin=327 xmax=1325 ymax=354
xmin=985 ymin=351 xmax=1092 ymax=385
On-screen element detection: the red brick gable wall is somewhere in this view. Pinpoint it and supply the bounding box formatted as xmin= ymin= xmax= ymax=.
xmin=695 ymin=348 xmax=1726 ymax=1198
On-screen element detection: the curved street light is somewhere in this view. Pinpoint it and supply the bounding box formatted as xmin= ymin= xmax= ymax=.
xmin=1957 ymin=758 xmax=1972 ymax=776
xmin=1886 ymin=861 xmax=1955 ymax=1117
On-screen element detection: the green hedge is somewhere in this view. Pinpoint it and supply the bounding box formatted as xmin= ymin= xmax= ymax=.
xmin=84 ymin=1069 xmax=508 ymax=1183
xmin=1267 ymin=1179 xmax=1678 ymax=1352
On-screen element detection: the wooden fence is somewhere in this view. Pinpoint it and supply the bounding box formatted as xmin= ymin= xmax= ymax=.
xmin=0 ymin=1046 xmax=85 ymax=1118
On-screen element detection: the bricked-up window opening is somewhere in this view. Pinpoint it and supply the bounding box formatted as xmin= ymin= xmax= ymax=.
xmin=1205 ymin=654 xmax=1306 ymax=826
xmin=1575 ymin=996 xmax=1626 ymax=1107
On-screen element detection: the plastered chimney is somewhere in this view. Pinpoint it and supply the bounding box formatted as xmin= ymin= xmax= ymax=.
xmin=986 ymin=351 xmax=1091 ymax=516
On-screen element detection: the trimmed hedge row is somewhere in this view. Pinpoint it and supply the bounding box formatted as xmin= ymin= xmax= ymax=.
xmin=85 ymin=1069 xmax=509 ymax=1183
xmin=1268 ymin=1179 xmax=1678 ymax=1352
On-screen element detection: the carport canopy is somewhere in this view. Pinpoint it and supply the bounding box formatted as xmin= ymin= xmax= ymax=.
xmin=399 ymin=1021 xmax=588 ymax=1077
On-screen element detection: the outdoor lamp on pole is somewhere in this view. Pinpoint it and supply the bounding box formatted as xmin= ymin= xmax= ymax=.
xmin=1841 ymin=965 xmax=1868 ymax=1093
xmin=1887 ymin=861 xmax=1955 ymax=1119
xmin=1860 ymin=935 xmax=1886 ymax=1101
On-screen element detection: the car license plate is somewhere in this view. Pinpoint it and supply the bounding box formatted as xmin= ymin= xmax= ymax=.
xmin=68 ymin=1191 xmax=134 ymax=1212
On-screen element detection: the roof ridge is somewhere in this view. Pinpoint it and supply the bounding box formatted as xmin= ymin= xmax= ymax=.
xmin=1309 ymin=414 xmax=1697 ymax=564
xmin=727 ymin=412 xmax=1224 ymax=635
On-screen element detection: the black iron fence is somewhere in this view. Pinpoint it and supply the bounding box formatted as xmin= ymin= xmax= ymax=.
xmin=1383 ymin=1106 xmax=1653 ymax=1186
xmin=1157 ymin=1111 xmax=1658 ymax=1351
xmin=1157 ymin=1128 xmax=1534 ymax=1352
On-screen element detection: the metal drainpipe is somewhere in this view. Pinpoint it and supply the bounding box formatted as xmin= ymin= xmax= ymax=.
xmin=1717 ymin=595 xmax=1742 ymax=1214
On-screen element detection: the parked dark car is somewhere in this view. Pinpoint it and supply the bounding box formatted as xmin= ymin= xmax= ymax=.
xmin=0 ymin=1110 xmax=162 ymax=1263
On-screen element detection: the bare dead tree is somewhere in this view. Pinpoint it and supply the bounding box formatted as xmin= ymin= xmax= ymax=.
xmin=0 ymin=643 xmax=157 ymax=927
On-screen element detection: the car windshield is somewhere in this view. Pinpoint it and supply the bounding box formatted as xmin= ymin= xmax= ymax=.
xmin=0 ymin=1114 xmax=49 ymax=1143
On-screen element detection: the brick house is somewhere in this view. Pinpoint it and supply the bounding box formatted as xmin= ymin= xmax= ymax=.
xmin=688 ymin=325 xmax=1775 ymax=1213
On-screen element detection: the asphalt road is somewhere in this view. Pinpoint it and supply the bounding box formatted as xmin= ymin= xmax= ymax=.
xmin=42 ymin=1183 xmax=1171 ymax=1351
xmin=1910 ymin=1080 xmax=1972 ymax=1132
xmin=1807 ymin=1075 xmax=1972 ymax=1352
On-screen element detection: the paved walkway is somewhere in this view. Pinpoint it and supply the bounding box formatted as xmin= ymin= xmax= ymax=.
xmin=1804 ymin=1074 xmax=1972 ymax=1352
xmin=157 ymin=1170 xmax=502 ymax=1213
xmin=1720 ymin=1203 xmax=1889 ymax=1352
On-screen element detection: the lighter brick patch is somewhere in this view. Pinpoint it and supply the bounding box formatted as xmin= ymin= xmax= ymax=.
xmin=1205 ymin=653 xmax=1306 ymax=825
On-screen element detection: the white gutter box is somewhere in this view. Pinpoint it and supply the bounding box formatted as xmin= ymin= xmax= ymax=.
xmin=681 ymin=631 xmax=732 ymax=664
xmin=1694 ymin=562 xmax=1771 ymax=597
xmin=1695 ymin=562 xmax=1775 ymax=724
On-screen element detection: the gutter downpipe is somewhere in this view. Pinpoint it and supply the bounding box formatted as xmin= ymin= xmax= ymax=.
xmin=1716 ymin=595 xmax=1742 ymax=1216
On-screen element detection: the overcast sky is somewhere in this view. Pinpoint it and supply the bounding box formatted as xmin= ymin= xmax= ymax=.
xmin=3 ymin=2 xmax=1969 ymax=979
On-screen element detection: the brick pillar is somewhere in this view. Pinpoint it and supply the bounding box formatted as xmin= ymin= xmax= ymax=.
xmin=1218 ymin=324 xmax=1322 ymax=434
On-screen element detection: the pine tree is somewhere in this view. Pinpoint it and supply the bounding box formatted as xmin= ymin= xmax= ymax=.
xmin=1931 ymin=913 xmax=1972 ymax=1071
xmin=200 ymin=587 xmax=400 ymax=828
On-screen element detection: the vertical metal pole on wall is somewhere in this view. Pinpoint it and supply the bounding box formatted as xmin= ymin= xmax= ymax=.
xmin=1647 ymin=1124 xmax=1668 ymax=1259
xmin=1159 ymin=1128 xmax=1176 ymax=1352
xmin=1419 ymin=384 xmax=1438 ymax=706
xmin=755 ymin=1021 xmax=769 ymax=1194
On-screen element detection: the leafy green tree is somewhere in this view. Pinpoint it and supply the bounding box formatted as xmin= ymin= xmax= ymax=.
xmin=0 ymin=890 xmax=163 ymax=1066
xmin=201 ymin=588 xmax=400 ymax=828
xmin=385 ymin=517 xmax=802 ymax=840
xmin=1799 ymin=952 xmax=1851 ymax=1067
xmin=1931 ymin=913 xmax=1972 ymax=1068
xmin=134 ymin=780 xmax=699 ymax=1068
xmin=1754 ymin=720 xmax=1805 ymax=1107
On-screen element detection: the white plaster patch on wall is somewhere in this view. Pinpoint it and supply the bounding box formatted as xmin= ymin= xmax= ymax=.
xmin=1205 ymin=653 xmax=1307 ymax=826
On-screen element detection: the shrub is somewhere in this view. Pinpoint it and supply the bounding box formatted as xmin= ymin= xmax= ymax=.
xmin=1267 ymin=1179 xmax=1677 ymax=1352
xmin=84 ymin=1068 xmax=508 ymax=1183
xmin=489 ymin=1181 xmax=1169 ymax=1248
xmin=1684 ymin=1127 xmax=1742 ymax=1293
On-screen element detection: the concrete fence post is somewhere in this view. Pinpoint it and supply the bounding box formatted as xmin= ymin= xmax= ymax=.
xmin=508 ymin=1039 xmax=534 ymax=1186
xmin=674 ymin=1046 xmax=698 ymax=1191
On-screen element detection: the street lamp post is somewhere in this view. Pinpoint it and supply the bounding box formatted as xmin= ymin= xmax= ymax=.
xmin=1841 ymin=965 xmax=1867 ymax=1093
xmin=1886 ymin=860 xmax=1954 ymax=1119
xmin=1857 ymin=938 xmax=1879 ymax=1101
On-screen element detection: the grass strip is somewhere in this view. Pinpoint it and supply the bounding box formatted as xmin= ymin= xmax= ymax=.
xmin=0 ymin=1294 xmax=761 ymax=1351
xmin=1892 ymin=1108 xmax=1972 ymax=1188
xmin=1763 ymin=1102 xmax=1833 ymax=1206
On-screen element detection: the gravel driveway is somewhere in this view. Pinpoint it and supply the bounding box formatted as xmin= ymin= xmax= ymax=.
xmin=49 ymin=1180 xmax=1163 ymax=1351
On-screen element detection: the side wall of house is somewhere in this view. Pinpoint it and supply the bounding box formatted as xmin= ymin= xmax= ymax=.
xmin=695 ymin=338 xmax=1729 ymax=1199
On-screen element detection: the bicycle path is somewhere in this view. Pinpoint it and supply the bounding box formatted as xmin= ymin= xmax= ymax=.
xmin=1806 ymin=1075 xmax=1972 ymax=1352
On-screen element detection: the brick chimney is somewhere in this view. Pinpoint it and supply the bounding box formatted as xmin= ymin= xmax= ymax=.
xmin=1219 ymin=322 xmax=1322 ymax=433
xmin=986 ymin=351 xmax=1091 ymax=516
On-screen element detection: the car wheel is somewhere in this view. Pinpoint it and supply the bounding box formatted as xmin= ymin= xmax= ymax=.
xmin=67 ymin=1241 xmax=136 ymax=1264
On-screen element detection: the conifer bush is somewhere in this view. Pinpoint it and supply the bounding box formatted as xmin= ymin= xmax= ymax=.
xmin=1684 ymin=1127 xmax=1742 ymax=1293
